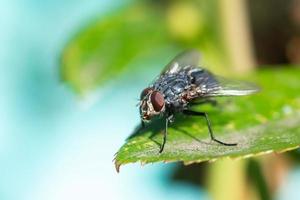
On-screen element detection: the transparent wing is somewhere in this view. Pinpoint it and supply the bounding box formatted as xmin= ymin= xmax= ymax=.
xmin=192 ymin=69 xmax=260 ymax=97
xmin=208 ymin=76 xmax=260 ymax=96
xmin=161 ymin=50 xmax=201 ymax=75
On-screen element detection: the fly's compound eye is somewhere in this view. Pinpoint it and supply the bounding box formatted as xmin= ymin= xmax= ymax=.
xmin=150 ymin=91 xmax=165 ymax=112
xmin=140 ymin=87 xmax=152 ymax=100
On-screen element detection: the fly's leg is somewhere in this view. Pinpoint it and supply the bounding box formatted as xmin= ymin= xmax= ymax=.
xmin=159 ymin=118 xmax=168 ymax=153
xmin=159 ymin=115 xmax=173 ymax=153
xmin=183 ymin=110 xmax=237 ymax=146
xmin=141 ymin=121 xmax=145 ymax=129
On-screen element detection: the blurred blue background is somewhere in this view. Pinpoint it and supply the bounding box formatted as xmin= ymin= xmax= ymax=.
xmin=0 ymin=1 xmax=206 ymax=199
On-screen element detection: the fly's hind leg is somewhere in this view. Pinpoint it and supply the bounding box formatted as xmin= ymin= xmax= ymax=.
xmin=183 ymin=110 xmax=237 ymax=146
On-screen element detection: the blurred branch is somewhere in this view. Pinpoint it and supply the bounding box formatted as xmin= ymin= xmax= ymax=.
xmin=207 ymin=159 xmax=248 ymax=200
xmin=247 ymin=159 xmax=271 ymax=200
xmin=219 ymin=0 xmax=256 ymax=73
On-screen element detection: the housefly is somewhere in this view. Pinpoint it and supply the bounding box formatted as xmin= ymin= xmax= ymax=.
xmin=139 ymin=50 xmax=259 ymax=153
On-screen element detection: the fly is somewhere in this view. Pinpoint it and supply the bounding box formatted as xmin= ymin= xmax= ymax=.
xmin=139 ymin=50 xmax=259 ymax=153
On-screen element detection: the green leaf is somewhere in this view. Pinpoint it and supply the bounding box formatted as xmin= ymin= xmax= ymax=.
xmin=115 ymin=68 xmax=300 ymax=172
xmin=60 ymin=1 xmax=230 ymax=94
xmin=60 ymin=3 xmax=182 ymax=94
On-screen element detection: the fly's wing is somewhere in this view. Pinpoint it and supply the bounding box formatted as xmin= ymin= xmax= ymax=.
xmin=161 ymin=50 xmax=201 ymax=75
xmin=191 ymin=69 xmax=260 ymax=97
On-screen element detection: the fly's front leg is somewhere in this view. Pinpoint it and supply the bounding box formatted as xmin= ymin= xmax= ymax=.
xmin=159 ymin=114 xmax=173 ymax=153
xmin=141 ymin=120 xmax=145 ymax=129
xmin=183 ymin=110 xmax=237 ymax=146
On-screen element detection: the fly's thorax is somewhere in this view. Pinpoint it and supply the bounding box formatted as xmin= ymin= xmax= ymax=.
xmin=139 ymin=88 xmax=166 ymax=121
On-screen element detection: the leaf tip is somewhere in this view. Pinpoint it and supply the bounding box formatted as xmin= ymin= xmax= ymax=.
xmin=114 ymin=157 xmax=122 ymax=173
xmin=115 ymin=162 xmax=121 ymax=173
xmin=113 ymin=153 xmax=121 ymax=173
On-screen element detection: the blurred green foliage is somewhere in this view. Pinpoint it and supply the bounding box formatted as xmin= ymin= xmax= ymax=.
xmin=115 ymin=68 xmax=300 ymax=171
xmin=61 ymin=0 xmax=228 ymax=94
xmin=60 ymin=0 xmax=300 ymax=198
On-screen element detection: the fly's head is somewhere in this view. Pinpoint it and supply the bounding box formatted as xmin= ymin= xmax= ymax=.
xmin=139 ymin=87 xmax=165 ymax=122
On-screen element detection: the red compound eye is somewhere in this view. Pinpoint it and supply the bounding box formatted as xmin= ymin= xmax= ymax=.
xmin=150 ymin=91 xmax=165 ymax=112
xmin=140 ymin=88 xmax=152 ymax=100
